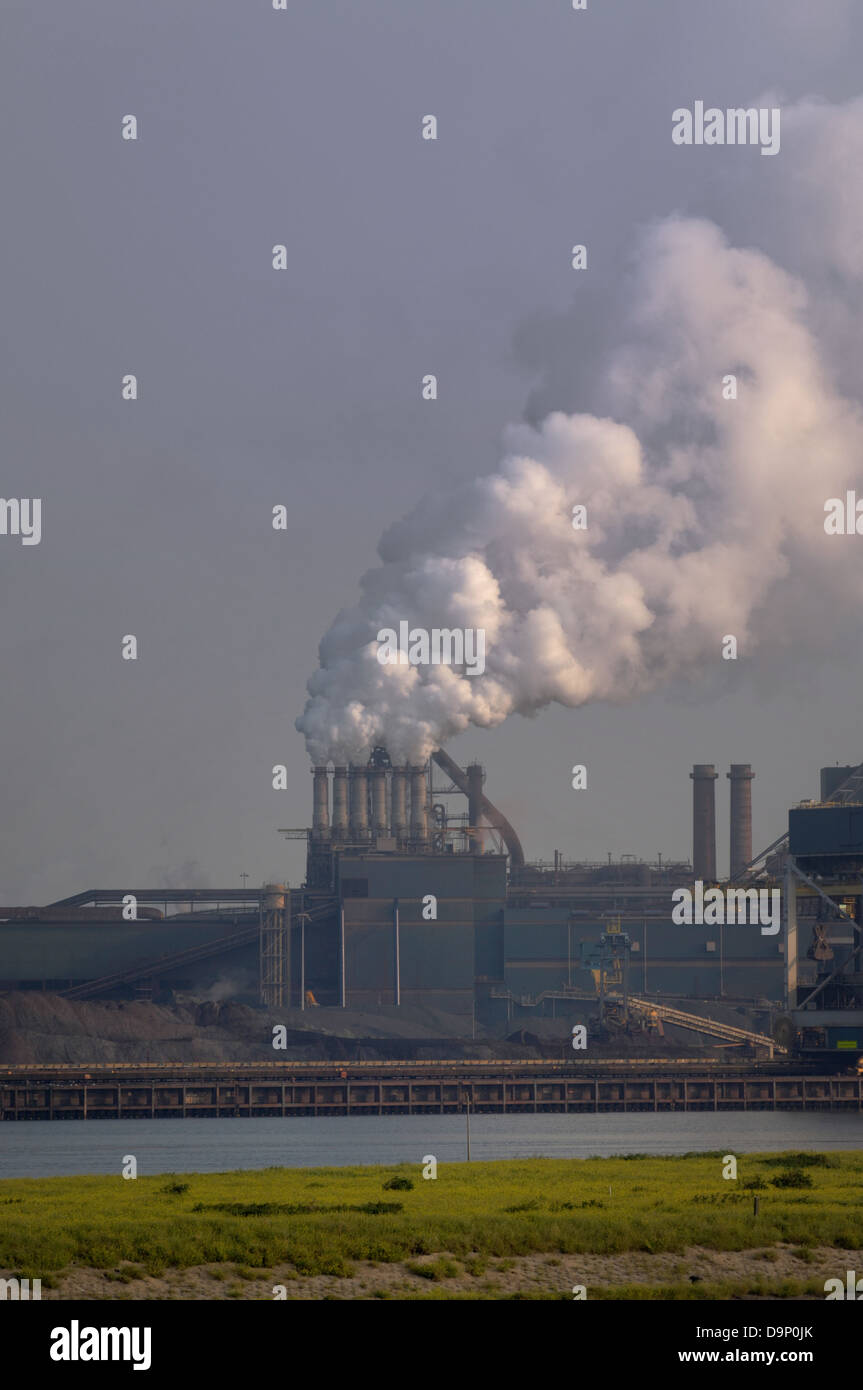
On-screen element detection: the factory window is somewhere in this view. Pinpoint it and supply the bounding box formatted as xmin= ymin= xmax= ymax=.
xmin=341 ymin=878 xmax=368 ymax=898
xmin=706 ymin=941 xmax=716 ymax=952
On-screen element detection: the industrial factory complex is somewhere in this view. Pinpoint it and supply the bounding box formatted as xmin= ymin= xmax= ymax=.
xmin=2 ymin=749 xmax=863 ymax=1068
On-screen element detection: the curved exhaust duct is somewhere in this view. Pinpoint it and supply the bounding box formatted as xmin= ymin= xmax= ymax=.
xmin=431 ymin=748 xmax=525 ymax=868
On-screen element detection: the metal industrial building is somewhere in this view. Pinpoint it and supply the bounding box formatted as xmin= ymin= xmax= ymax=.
xmin=2 ymin=750 xmax=863 ymax=1061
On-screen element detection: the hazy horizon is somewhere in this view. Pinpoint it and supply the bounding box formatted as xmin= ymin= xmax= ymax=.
xmin=3 ymin=0 xmax=862 ymax=902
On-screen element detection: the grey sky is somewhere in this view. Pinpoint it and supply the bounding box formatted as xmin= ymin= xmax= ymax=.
xmin=1 ymin=0 xmax=860 ymax=902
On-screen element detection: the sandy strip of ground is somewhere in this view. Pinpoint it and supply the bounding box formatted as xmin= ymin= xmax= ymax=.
xmin=12 ymin=1244 xmax=861 ymax=1300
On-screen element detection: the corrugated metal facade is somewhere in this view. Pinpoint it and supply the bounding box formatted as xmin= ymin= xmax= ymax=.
xmin=0 ymin=918 xmax=258 ymax=994
xmin=0 ymin=856 xmax=786 ymax=1010
xmin=503 ymin=907 xmax=783 ymax=1000
xmin=789 ymin=805 xmax=863 ymax=858
xmin=337 ymin=854 xmax=507 ymax=1015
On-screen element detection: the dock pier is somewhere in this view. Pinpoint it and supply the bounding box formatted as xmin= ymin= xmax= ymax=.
xmin=1 ymin=1060 xmax=860 ymax=1119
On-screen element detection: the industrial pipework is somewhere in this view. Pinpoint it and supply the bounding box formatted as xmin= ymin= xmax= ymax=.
xmin=311 ymin=766 xmax=330 ymax=841
xmin=432 ymin=748 xmax=525 ymax=867
xmin=409 ymin=764 xmax=429 ymax=843
xmin=390 ymin=766 xmax=409 ymax=838
xmin=331 ymin=766 xmax=349 ymax=837
xmin=308 ymin=750 xmax=523 ymax=864
xmin=349 ymin=764 xmax=371 ymax=840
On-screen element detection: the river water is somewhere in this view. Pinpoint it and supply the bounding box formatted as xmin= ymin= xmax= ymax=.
xmin=2 ymin=1111 xmax=862 ymax=1178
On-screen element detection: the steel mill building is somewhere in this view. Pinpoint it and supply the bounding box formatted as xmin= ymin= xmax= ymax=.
xmin=2 ymin=751 xmax=863 ymax=1062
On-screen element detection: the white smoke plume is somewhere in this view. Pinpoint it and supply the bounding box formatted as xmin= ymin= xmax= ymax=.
xmin=297 ymin=98 xmax=863 ymax=766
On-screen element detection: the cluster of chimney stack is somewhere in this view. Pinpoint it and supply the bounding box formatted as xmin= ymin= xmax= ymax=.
xmin=690 ymin=763 xmax=754 ymax=881
xmin=311 ymin=763 xmax=430 ymax=843
xmin=315 ymin=757 xmax=753 ymax=874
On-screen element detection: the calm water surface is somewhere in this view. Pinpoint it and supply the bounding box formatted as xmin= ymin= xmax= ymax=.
xmin=2 ymin=1111 xmax=862 ymax=1178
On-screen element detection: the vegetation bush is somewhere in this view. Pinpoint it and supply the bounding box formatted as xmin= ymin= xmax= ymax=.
xmin=0 ymin=1150 xmax=859 ymax=1285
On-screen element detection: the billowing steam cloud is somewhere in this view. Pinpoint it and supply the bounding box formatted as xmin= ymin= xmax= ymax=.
xmin=297 ymin=97 xmax=863 ymax=765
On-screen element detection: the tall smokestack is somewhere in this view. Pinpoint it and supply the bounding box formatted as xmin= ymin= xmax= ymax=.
xmin=690 ymin=764 xmax=718 ymax=881
xmin=390 ymin=766 xmax=408 ymax=839
xmin=467 ymin=763 xmax=484 ymax=854
xmin=312 ymin=765 xmax=330 ymax=840
xmin=409 ymin=764 xmax=429 ymax=843
xmin=349 ymin=764 xmax=370 ymax=839
xmin=331 ymin=765 xmax=349 ymax=838
xmin=371 ymin=765 xmax=388 ymax=837
xmin=727 ymin=763 xmax=754 ymax=879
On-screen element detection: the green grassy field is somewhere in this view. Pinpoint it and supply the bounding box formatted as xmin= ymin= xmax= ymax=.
xmin=2 ymin=1150 xmax=861 ymax=1298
